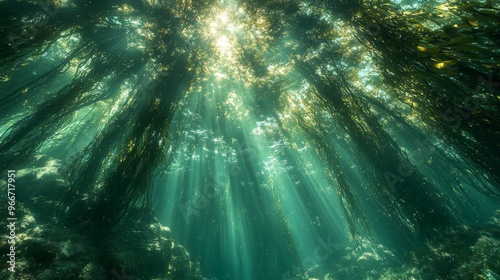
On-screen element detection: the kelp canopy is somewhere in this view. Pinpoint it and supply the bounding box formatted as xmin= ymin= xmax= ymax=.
xmin=0 ymin=0 xmax=499 ymax=279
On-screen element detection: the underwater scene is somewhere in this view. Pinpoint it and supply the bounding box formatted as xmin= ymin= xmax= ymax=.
xmin=1 ymin=0 xmax=500 ymax=279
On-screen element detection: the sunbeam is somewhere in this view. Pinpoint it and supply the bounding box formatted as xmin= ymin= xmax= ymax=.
xmin=1 ymin=0 xmax=499 ymax=279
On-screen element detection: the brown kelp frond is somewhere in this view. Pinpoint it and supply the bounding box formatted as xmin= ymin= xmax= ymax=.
xmin=349 ymin=0 xmax=500 ymax=192
xmin=72 ymin=57 xmax=195 ymax=237
xmin=294 ymin=56 xmax=456 ymax=240
xmin=1 ymin=0 xmax=499 ymax=248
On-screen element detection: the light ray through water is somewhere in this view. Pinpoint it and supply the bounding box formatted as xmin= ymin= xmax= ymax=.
xmin=1 ymin=0 xmax=499 ymax=279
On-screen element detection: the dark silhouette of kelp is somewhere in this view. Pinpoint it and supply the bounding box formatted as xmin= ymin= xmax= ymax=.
xmin=0 ymin=0 xmax=498 ymax=249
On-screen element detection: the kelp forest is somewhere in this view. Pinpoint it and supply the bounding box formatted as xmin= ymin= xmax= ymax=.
xmin=0 ymin=0 xmax=499 ymax=279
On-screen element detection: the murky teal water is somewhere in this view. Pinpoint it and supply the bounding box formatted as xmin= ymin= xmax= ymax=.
xmin=1 ymin=0 xmax=499 ymax=279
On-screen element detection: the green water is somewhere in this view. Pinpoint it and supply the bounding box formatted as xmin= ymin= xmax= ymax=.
xmin=0 ymin=0 xmax=499 ymax=279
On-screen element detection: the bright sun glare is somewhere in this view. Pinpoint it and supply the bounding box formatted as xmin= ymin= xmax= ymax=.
xmin=205 ymin=8 xmax=243 ymax=60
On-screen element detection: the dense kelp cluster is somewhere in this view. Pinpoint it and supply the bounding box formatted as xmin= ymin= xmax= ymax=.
xmin=0 ymin=0 xmax=204 ymax=237
xmin=0 ymin=0 xmax=499 ymax=278
xmin=240 ymin=0 xmax=499 ymax=243
xmin=350 ymin=0 xmax=500 ymax=194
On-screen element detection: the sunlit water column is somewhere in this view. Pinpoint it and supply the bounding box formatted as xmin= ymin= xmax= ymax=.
xmin=153 ymin=1 xmax=351 ymax=279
